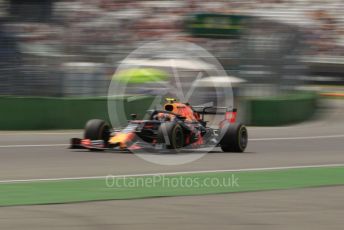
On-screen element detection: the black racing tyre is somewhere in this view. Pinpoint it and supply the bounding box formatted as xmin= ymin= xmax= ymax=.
xmin=220 ymin=123 xmax=248 ymax=153
xmin=157 ymin=122 xmax=184 ymax=150
xmin=84 ymin=119 xmax=110 ymax=143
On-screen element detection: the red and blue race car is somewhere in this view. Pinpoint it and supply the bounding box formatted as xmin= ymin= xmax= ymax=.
xmin=70 ymin=98 xmax=248 ymax=153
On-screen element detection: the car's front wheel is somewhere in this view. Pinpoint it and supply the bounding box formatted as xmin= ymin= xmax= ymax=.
xmin=84 ymin=119 xmax=110 ymax=150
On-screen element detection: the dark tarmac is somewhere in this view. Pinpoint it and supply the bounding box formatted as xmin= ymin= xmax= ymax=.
xmin=0 ymin=99 xmax=343 ymax=229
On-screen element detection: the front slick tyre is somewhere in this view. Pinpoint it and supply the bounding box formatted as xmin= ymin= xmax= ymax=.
xmin=157 ymin=122 xmax=184 ymax=151
xmin=84 ymin=119 xmax=110 ymax=151
xmin=220 ymin=123 xmax=248 ymax=153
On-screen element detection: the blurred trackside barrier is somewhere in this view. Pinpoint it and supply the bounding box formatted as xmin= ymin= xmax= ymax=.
xmin=0 ymin=96 xmax=155 ymax=130
xmin=246 ymin=92 xmax=318 ymax=126
xmin=0 ymin=93 xmax=318 ymax=130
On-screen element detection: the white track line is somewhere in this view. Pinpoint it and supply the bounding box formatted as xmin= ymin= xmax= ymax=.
xmin=0 ymin=144 xmax=69 ymax=148
xmin=0 ymin=134 xmax=343 ymax=148
xmin=0 ymin=163 xmax=343 ymax=184
xmin=250 ymin=134 xmax=344 ymax=141
xmin=0 ymin=132 xmax=80 ymax=136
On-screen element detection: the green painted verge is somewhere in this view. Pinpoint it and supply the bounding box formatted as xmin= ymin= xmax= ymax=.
xmin=0 ymin=166 xmax=343 ymax=206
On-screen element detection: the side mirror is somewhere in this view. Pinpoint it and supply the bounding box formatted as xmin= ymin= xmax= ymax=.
xmin=130 ymin=114 xmax=137 ymax=119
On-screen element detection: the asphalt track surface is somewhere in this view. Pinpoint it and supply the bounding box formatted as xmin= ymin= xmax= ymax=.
xmin=0 ymin=100 xmax=343 ymax=180
xmin=0 ymin=99 xmax=343 ymax=229
xmin=1 ymin=186 xmax=343 ymax=230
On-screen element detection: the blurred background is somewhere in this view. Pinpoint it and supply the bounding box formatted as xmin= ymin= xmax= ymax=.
xmin=0 ymin=0 xmax=343 ymax=128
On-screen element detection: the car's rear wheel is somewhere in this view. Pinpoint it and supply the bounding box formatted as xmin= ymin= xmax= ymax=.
xmin=157 ymin=123 xmax=184 ymax=150
xmin=220 ymin=123 xmax=248 ymax=152
xmin=84 ymin=119 xmax=110 ymax=150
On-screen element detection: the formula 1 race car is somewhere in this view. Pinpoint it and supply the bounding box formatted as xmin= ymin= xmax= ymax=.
xmin=70 ymin=98 xmax=248 ymax=153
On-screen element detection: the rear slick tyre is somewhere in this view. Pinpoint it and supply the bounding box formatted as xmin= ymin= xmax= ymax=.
xmin=220 ymin=123 xmax=248 ymax=153
xmin=157 ymin=122 xmax=184 ymax=150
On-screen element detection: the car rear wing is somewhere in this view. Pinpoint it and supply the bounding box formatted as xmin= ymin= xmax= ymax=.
xmin=192 ymin=106 xmax=237 ymax=123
